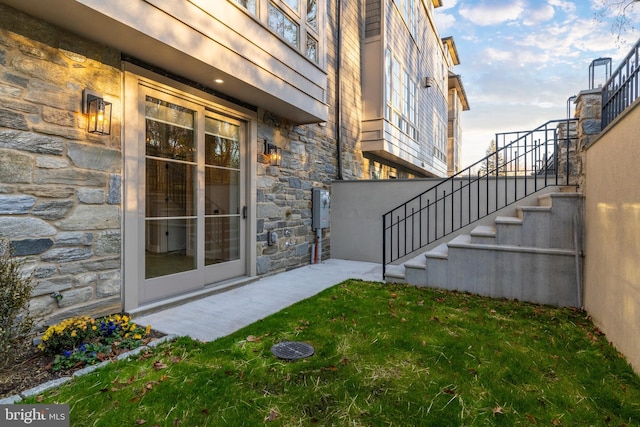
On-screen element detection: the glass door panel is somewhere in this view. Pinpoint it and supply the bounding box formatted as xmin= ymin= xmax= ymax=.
xmin=135 ymin=83 xmax=247 ymax=305
xmin=144 ymin=96 xmax=197 ymax=279
xmin=205 ymin=117 xmax=241 ymax=267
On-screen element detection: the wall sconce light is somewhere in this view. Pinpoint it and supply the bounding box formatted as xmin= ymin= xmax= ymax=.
xmin=263 ymin=139 xmax=282 ymax=166
xmin=83 ymin=89 xmax=112 ymax=135
xmin=421 ymin=76 xmax=436 ymax=88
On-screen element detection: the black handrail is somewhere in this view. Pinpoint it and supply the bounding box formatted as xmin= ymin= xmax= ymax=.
xmin=602 ymin=38 xmax=640 ymax=128
xmin=382 ymin=119 xmax=577 ymax=277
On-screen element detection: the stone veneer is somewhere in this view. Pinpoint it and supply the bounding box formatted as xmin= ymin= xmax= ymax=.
xmin=256 ymin=112 xmax=336 ymax=274
xmin=0 ymin=5 xmax=122 ymax=325
xmin=0 ymin=2 xmax=371 ymax=323
xmin=574 ymin=89 xmax=603 ymax=190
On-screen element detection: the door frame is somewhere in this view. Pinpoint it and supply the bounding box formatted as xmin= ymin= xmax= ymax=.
xmin=122 ymin=63 xmax=257 ymax=311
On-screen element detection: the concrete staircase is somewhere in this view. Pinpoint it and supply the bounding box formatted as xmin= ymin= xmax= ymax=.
xmin=385 ymin=191 xmax=583 ymax=307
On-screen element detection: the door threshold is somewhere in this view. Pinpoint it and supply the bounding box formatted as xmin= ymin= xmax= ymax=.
xmin=128 ymin=276 xmax=258 ymax=318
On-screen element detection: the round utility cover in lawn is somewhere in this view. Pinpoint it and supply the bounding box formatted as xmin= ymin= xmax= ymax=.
xmin=271 ymin=341 xmax=315 ymax=361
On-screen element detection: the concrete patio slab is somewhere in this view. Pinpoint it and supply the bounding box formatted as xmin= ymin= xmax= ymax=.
xmin=133 ymin=259 xmax=383 ymax=342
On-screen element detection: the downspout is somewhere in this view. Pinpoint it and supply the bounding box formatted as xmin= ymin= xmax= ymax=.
xmin=335 ymin=0 xmax=344 ymax=180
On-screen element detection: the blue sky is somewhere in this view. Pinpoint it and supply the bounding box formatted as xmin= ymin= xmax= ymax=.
xmin=434 ymin=0 xmax=640 ymax=168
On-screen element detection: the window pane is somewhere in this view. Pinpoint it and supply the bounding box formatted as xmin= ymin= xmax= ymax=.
xmin=284 ymin=0 xmax=299 ymax=12
xmin=205 ymin=117 xmax=240 ymax=168
xmin=235 ymin=0 xmax=256 ymax=14
xmin=205 ymin=217 xmax=240 ymax=265
xmin=392 ymin=60 xmax=401 ymax=110
xmin=145 ymin=159 xmax=196 ymax=218
xmin=145 ymin=218 xmax=196 ymax=278
xmin=269 ymin=3 xmax=298 ymax=47
xmin=306 ymin=35 xmax=318 ymax=62
xmin=307 ymin=0 xmax=317 ymax=29
xmin=205 ymin=168 xmax=240 ymax=216
xmin=284 ymin=16 xmax=298 ymax=45
xmin=402 ymin=70 xmax=409 ymax=117
xmin=145 ymin=97 xmax=195 ymax=161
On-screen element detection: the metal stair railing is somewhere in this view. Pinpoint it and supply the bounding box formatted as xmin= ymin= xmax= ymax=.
xmin=382 ymin=119 xmax=577 ymax=277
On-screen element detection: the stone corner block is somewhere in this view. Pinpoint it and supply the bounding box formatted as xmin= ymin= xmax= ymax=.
xmin=20 ymin=377 xmax=72 ymax=398
xmin=0 ymin=394 xmax=23 ymax=404
xmin=73 ymin=360 xmax=111 ymax=377
xmin=146 ymin=334 xmax=180 ymax=348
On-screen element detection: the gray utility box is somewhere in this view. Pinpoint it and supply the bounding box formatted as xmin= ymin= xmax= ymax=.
xmin=312 ymin=188 xmax=330 ymax=230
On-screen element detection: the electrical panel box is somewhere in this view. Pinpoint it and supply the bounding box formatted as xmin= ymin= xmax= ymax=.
xmin=312 ymin=188 xmax=330 ymax=229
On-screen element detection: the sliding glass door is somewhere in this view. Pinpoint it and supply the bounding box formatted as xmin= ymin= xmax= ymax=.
xmin=140 ymin=87 xmax=246 ymax=303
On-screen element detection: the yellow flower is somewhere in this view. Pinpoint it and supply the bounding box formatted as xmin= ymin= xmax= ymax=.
xmin=145 ymin=325 xmax=152 ymax=335
xmin=133 ymin=334 xmax=142 ymax=340
xmin=92 ymin=326 xmax=97 ymax=330
xmin=71 ymin=330 xmax=77 ymax=337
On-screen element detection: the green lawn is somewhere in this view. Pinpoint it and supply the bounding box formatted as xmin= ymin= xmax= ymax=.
xmin=26 ymin=280 xmax=640 ymax=426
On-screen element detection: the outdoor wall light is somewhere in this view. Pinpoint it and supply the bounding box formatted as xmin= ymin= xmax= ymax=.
xmin=421 ymin=76 xmax=436 ymax=88
xmin=263 ymin=139 xmax=282 ymax=166
xmin=83 ymin=89 xmax=112 ymax=135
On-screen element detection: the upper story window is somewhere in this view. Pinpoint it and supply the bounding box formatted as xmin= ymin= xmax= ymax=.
xmin=394 ymin=0 xmax=416 ymax=36
xmin=385 ymin=49 xmax=418 ymax=140
xmin=233 ymin=0 xmax=320 ymax=64
xmin=433 ymin=115 xmax=447 ymax=163
xmin=235 ymin=0 xmax=257 ymax=14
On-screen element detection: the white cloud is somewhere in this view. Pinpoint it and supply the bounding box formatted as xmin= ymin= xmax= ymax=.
xmin=459 ymin=0 xmax=526 ymax=26
xmin=438 ymin=0 xmax=459 ymax=10
xmin=434 ymin=13 xmax=457 ymax=32
xmin=484 ymin=47 xmax=513 ymax=62
xmin=522 ymin=4 xmax=555 ymax=25
xmin=548 ymin=0 xmax=578 ymax=14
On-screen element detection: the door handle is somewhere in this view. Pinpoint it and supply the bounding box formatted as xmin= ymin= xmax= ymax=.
xmin=242 ymin=206 xmax=247 ymax=219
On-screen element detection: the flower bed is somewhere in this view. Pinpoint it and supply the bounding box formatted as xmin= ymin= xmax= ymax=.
xmin=38 ymin=314 xmax=152 ymax=372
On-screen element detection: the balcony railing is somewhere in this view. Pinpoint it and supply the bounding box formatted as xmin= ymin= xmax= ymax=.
xmin=602 ymin=38 xmax=640 ymax=128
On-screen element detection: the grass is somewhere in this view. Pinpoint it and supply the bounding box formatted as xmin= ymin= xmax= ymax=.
xmin=24 ymin=280 xmax=640 ymax=426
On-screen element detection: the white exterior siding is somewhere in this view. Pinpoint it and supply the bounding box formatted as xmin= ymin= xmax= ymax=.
xmin=362 ymin=0 xmax=449 ymax=177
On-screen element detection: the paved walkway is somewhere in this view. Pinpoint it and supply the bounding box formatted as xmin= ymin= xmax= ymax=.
xmin=133 ymin=259 xmax=383 ymax=342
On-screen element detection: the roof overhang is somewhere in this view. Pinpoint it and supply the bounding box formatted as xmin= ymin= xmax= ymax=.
xmin=442 ymin=36 xmax=460 ymax=65
xmin=448 ymin=72 xmax=470 ymax=111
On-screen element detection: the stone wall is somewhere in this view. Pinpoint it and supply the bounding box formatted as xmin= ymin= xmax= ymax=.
xmin=0 ymin=5 xmax=122 ymax=326
xmin=574 ymin=89 xmax=603 ymax=190
xmin=255 ymin=112 xmax=337 ymax=274
xmin=254 ymin=0 xmax=367 ymax=275
xmin=556 ymin=119 xmax=578 ymax=185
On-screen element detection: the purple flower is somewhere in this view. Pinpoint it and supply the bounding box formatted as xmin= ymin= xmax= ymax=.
xmin=63 ymin=350 xmax=73 ymax=358
xmin=100 ymin=321 xmax=117 ymax=336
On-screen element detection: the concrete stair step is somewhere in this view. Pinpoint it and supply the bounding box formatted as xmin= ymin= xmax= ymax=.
xmin=424 ymin=242 xmax=450 ymax=288
xmin=425 ymin=242 xmax=449 ymax=259
xmin=470 ymin=225 xmax=496 ymax=244
xmin=404 ymin=253 xmax=428 ymax=286
xmin=385 ymin=188 xmax=583 ymax=307
xmin=384 ymin=264 xmax=406 ymax=284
